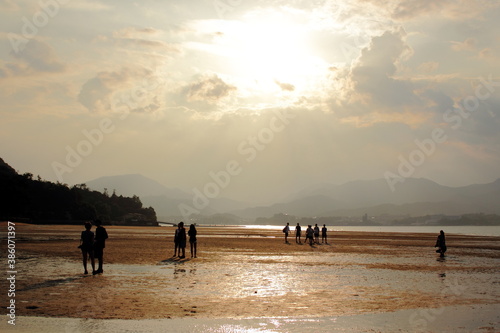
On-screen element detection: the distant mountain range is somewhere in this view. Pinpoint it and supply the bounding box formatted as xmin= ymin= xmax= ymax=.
xmin=85 ymin=174 xmax=252 ymax=219
xmin=232 ymin=178 xmax=500 ymax=219
xmin=85 ymin=174 xmax=500 ymax=221
xmin=86 ymin=174 xmax=190 ymax=199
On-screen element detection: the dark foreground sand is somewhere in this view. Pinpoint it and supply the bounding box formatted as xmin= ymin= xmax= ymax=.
xmin=1 ymin=223 xmax=499 ymax=331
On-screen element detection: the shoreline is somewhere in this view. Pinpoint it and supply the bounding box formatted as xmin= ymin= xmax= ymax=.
xmin=9 ymin=221 xmax=500 ymax=236
xmin=1 ymin=223 xmax=498 ymax=331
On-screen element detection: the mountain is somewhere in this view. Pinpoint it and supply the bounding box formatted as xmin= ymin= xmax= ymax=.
xmin=85 ymin=174 xmax=190 ymax=199
xmin=84 ymin=173 xmax=500 ymax=222
xmin=84 ymin=174 xmax=252 ymax=218
xmin=233 ymin=195 xmax=344 ymax=219
xmin=231 ymin=178 xmax=500 ymax=219
xmin=0 ymin=157 xmax=16 ymax=175
xmin=294 ymin=178 xmax=459 ymax=208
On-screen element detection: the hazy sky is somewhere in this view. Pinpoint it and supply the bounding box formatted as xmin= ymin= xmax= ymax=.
xmin=1 ymin=0 xmax=500 ymax=204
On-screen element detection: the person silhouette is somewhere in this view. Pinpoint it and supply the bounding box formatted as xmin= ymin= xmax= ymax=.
xmin=93 ymin=219 xmax=108 ymax=274
xmin=435 ymin=230 xmax=447 ymax=257
xmin=321 ymin=224 xmax=328 ymax=244
xmin=80 ymin=222 xmax=96 ymax=275
xmin=314 ymin=224 xmax=320 ymax=244
xmin=177 ymin=222 xmax=187 ymax=259
xmin=188 ymin=224 xmax=197 ymax=258
xmin=283 ymin=223 xmax=290 ymax=244
xmin=295 ymin=223 xmax=302 ymax=244
xmin=306 ymin=225 xmax=314 ymax=246
xmin=173 ymin=225 xmax=180 ymax=257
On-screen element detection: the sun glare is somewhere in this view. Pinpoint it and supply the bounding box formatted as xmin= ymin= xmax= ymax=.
xmin=219 ymin=12 xmax=327 ymax=94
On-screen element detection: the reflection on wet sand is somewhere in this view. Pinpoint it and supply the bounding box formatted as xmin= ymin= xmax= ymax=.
xmin=0 ymin=223 xmax=498 ymax=332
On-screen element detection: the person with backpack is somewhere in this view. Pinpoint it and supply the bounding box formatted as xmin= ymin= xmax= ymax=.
xmin=282 ymin=223 xmax=290 ymax=244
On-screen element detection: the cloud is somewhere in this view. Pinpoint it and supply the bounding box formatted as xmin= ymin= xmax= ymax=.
xmin=449 ymin=38 xmax=498 ymax=61
xmin=275 ymin=80 xmax=295 ymax=92
xmin=96 ymin=26 xmax=183 ymax=58
xmin=78 ymin=67 xmax=164 ymax=114
xmin=390 ymin=0 xmax=497 ymax=20
xmin=0 ymin=0 xmax=18 ymax=11
xmin=417 ymin=61 xmax=439 ymax=74
xmin=112 ymin=27 xmax=163 ymax=39
xmin=185 ymin=75 xmax=236 ymax=104
xmin=1 ymin=39 xmax=65 ymax=77
xmin=116 ymin=38 xmax=180 ymax=52
xmin=345 ymin=29 xmax=419 ymax=110
xmin=451 ymin=38 xmax=476 ymax=52
xmin=65 ymin=0 xmax=113 ymax=11
xmin=419 ymin=88 xmax=455 ymax=115
xmin=391 ymin=0 xmax=442 ymax=20
xmin=478 ymin=48 xmax=494 ymax=59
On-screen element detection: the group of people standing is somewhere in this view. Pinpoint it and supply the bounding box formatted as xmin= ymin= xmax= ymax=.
xmin=173 ymin=222 xmax=197 ymax=259
xmin=79 ymin=219 xmax=108 ymax=275
xmin=283 ymin=223 xmax=328 ymax=245
xmin=79 ymin=221 xmax=447 ymax=275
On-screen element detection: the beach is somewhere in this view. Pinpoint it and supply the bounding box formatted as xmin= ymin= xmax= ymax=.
xmin=1 ymin=222 xmax=499 ymax=332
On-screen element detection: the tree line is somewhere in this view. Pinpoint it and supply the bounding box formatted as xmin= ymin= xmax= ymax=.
xmin=0 ymin=158 xmax=156 ymax=224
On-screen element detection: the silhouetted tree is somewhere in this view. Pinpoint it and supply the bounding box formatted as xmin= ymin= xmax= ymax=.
xmin=0 ymin=158 xmax=157 ymax=224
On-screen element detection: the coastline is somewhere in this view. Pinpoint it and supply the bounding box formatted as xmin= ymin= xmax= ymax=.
xmin=1 ymin=223 xmax=499 ymax=331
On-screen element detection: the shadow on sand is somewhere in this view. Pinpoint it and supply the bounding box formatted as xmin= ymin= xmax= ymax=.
xmin=19 ymin=276 xmax=83 ymax=292
xmin=436 ymin=256 xmax=446 ymax=262
xmin=159 ymin=257 xmax=191 ymax=265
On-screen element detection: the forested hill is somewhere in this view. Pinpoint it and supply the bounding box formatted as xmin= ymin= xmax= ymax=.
xmin=0 ymin=158 xmax=157 ymax=225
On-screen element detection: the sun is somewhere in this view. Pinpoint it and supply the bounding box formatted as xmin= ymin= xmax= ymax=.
xmin=217 ymin=11 xmax=327 ymax=94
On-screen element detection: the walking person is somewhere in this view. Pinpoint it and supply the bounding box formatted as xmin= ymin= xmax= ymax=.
xmin=177 ymin=221 xmax=187 ymax=259
xmin=435 ymin=230 xmax=447 ymax=257
xmin=283 ymin=223 xmax=290 ymax=244
xmin=321 ymin=224 xmax=328 ymax=244
xmin=93 ymin=219 xmax=108 ymax=274
xmin=314 ymin=224 xmax=320 ymax=244
xmin=295 ymin=223 xmax=302 ymax=244
xmin=80 ymin=222 xmax=96 ymax=275
xmin=188 ymin=224 xmax=197 ymax=258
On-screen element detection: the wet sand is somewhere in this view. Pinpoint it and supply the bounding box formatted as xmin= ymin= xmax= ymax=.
xmin=1 ymin=223 xmax=499 ymax=331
